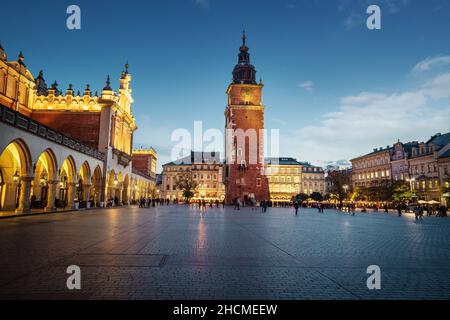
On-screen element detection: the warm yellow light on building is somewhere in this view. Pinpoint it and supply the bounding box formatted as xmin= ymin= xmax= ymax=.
xmin=13 ymin=171 xmax=20 ymax=182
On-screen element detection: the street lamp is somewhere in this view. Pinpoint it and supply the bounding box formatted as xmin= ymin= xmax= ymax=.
xmin=343 ymin=185 xmax=349 ymax=200
xmin=406 ymin=177 xmax=415 ymax=192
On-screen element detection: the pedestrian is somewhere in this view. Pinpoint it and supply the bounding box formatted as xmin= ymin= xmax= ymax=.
xmin=236 ymin=198 xmax=241 ymax=211
xmin=294 ymin=201 xmax=299 ymax=215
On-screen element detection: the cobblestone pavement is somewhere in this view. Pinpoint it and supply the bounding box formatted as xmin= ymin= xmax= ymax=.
xmin=0 ymin=205 xmax=450 ymax=300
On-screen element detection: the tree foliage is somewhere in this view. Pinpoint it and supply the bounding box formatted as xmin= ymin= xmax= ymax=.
xmin=325 ymin=169 xmax=352 ymax=204
xmin=391 ymin=181 xmax=413 ymax=205
xmin=294 ymin=193 xmax=309 ymax=203
xmin=175 ymin=172 xmax=198 ymax=203
xmin=310 ymin=192 xmax=323 ymax=202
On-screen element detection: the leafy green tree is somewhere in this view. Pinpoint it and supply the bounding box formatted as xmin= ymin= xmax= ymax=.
xmin=149 ymin=186 xmax=159 ymax=200
xmin=441 ymin=174 xmax=450 ymax=206
xmin=175 ymin=172 xmax=198 ymax=203
xmin=391 ymin=182 xmax=413 ymax=205
xmin=351 ymin=187 xmax=366 ymax=202
xmin=294 ymin=193 xmax=309 ymax=203
xmin=325 ymin=169 xmax=352 ymax=205
xmin=310 ymin=192 xmax=323 ymax=202
xmin=362 ymin=180 xmax=395 ymax=202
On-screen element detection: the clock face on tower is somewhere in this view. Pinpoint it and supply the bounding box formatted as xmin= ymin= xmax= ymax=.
xmin=240 ymin=88 xmax=251 ymax=101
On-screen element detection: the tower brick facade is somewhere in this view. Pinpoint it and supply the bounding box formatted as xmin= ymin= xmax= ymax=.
xmin=224 ymin=33 xmax=269 ymax=204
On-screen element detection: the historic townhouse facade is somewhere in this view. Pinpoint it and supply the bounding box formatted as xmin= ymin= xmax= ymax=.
xmin=391 ymin=141 xmax=418 ymax=182
xmin=408 ymin=133 xmax=450 ymax=202
xmin=161 ymin=152 xmax=225 ymax=202
xmin=300 ymin=162 xmax=326 ymax=195
xmin=351 ymin=147 xmax=392 ymax=188
xmin=437 ymin=147 xmax=450 ymax=206
xmin=265 ymin=157 xmax=302 ymax=203
xmin=351 ymin=132 xmax=450 ymax=204
xmin=0 ymin=44 xmax=156 ymax=214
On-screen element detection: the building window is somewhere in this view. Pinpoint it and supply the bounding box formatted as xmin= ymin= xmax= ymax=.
xmin=256 ymin=178 xmax=261 ymax=187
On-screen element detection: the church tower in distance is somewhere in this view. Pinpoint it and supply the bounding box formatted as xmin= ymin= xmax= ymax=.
xmin=224 ymin=32 xmax=269 ymax=204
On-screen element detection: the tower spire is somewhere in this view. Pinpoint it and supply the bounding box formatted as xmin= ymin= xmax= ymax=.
xmin=103 ymin=75 xmax=112 ymax=91
xmin=232 ymin=31 xmax=256 ymax=84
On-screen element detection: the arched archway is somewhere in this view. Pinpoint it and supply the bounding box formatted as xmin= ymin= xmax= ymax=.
xmin=77 ymin=161 xmax=91 ymax=208
xmin=57 ymin=156 xmax=77 ymax=209
xmin=107 ymin=170 xmax=119 ymax=206
xmin=31 ymin=149 xmax=58 ymax=211
xmin=90 ymin=165 xmax=102 ymax=207
xmin=0 ymin=139 xmax=33 ymax=212
xmin=122 ymin=174 xmax=130 ymax=205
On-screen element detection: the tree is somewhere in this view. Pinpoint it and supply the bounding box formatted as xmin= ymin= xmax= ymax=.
xmin=310 ymin=192 xmax=323 ymax=202
xmin=351 ymin=187 xmax=366 ymax=202
xmin=441 ymin=174 xmax=450 ymax=206
xmin=175 ymin=172 xmax=198 ymax=203
xmin=325 ymin=169 xmax=352 ymax=205
xmin=149 ymin=186 xmax=158 ymax=200
xmin=294 ymin=193 xmax=309 ymax=203
xmin=391 ymin=181 xmax=413 ymax=205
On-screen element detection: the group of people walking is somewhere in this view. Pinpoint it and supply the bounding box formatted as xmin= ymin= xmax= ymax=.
xmin=138 ymin=197 xmax=172 ymax=208
xmin=193 ymin=199 xmax=226 ymax=211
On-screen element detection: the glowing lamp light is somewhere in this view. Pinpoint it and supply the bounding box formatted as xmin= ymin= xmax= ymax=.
xmin=13 ymin=171 xmax=20 ymax=182
xmin=40 ymin=177 xmax=47 ymax=186
xmin=114 ymin=176 xmax=118 ymax=186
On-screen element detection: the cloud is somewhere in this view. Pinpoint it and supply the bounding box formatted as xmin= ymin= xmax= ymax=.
xmin=282 ymin=71 xmax=450 ymax=166
xmin=343 ymin=12 xmax=364 ymax=30
xmin=413 ymin=55 xmax=450 ymax=72
xmin=298 ymin=80 xmax=314 ymax=91
xmin=195 ymin=0 xmax=209 ymax=8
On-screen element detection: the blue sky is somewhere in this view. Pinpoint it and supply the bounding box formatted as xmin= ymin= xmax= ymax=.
xmin=1 ymin=0 xmax=450 ymax=171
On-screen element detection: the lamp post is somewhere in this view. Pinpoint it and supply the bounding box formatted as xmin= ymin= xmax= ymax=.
xmin=343 ymin=184 xmax=349 ymax=194
xmin=406 ymin=177 xmax=415 ymax=192
xmin=342 ymin=185 xmax=349 ymax=211
xmin=406 ymin=177 xmax=416 ymax=205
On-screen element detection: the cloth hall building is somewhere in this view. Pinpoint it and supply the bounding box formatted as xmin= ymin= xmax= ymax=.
xmin=0 ymin=44 xmax=157 ymax=215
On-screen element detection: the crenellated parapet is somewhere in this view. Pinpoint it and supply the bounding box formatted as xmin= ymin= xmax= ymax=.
xmin=33 ymin=81 xmax=102 ymax=112
xmin=132 ymin=148 xmax=158 ymax=157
